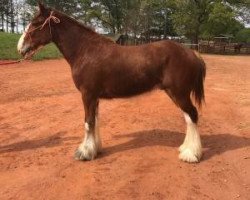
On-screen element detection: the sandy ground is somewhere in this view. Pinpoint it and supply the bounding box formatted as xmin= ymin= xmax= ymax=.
xmin=0 ymin=55 xmax=249 ymax=200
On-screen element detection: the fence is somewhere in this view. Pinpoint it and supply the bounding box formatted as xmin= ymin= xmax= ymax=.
xmin=113 ymin=35 xmax=250 ymax=55
xmin=198 ymin=42 xmax=250 ymax=55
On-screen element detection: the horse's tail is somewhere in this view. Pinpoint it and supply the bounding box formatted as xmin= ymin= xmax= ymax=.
xmin=192 ymin=51 xmax=206 ymax=107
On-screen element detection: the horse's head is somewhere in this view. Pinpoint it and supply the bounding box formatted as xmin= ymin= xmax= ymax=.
xmin=17 ymin=2 xmax=60 ymax=59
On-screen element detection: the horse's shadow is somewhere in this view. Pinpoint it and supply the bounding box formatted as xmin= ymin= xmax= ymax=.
xmin=1 ymin=129 xmax=249 ymax=161
xmin=0 ymin=131 xmax=79 ymax=154
xmin=100 ymin=129 xmax=250 ymax=161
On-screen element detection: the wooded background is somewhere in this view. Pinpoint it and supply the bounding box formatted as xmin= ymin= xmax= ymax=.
xmin=0 ymin=0 xmax=249 ymax=43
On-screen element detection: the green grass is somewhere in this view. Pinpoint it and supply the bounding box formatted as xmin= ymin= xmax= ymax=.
xmin=0 ymin=32 xmax=62 ymax=60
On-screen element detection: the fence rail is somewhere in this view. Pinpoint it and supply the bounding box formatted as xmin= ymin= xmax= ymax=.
xmin=114 ymin=36 xmax=250 ymax=55
xmin=198 ymin=43 xmax=250 ymax=54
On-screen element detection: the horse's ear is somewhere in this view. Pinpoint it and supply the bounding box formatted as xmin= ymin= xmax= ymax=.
xmin=38 ymin=1 xmax=47 ymax=14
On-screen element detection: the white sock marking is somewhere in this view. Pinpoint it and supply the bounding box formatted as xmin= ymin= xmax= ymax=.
xmin=184 ymin=113 xmax=193 ymax=124
xmin=76 ymin=110 xmax=102 ymax=160
xmin=76 ymin=122 xmax=99 ymax=160
xmin=85 ymin=122 xmax=90 ymax=132
xmin=179 ymin=112 xmax=202 ymax=163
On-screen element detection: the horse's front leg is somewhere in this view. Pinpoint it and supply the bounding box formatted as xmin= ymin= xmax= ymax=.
xmin=74 ymin=93 xmax=101 ymax=161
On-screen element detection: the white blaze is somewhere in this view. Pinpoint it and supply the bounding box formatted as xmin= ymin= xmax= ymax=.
xmin=17 ymin=23 xmax=30 ymax=53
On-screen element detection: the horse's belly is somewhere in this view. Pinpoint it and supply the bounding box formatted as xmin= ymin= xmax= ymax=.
xmin=100 ymin=77 xmax=159 ymax=98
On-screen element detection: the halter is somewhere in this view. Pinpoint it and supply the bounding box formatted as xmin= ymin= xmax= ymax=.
xmin=26 ymin=11 xmax=60 ymax=41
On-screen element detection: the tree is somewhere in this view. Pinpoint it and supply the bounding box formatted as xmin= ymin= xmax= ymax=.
xmin=86 ymin=0 xmax=176 ymax=40
xmin=9 ymin=0 xmax=16 ymax=33
xmin=20 ymin=0 xmax=249 ymax=42
xmin=141 ymin=0 xmax=176 ymax=39
xmin=87 ymin=0 xmax=128 ymax=34
xmin=26 ymin=0 xmax=83 ymax=18
xmin=172 ymin=0 xmax=247 ymax=44
xmin=235 ymin=28 xmax=250 ymax=43
xmin=0 ymin=0 xmax=8 ymax=31
xmin=172 ymin=0 xmax=211 ymax=44
xmin=202 ymin=2 xmax=244 ymax=38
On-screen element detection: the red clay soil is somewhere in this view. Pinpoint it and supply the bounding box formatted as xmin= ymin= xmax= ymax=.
xmin=0 ymin=55 xmax=249 ymax=200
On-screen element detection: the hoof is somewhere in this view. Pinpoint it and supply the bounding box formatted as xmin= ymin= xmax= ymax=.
xmin=179 ymin=145 xmax=202 ymax=163
xmin=74 ymin=143 xmax=97 ymax=161
xmin=179 ymin=149 xmax=200 ymax=163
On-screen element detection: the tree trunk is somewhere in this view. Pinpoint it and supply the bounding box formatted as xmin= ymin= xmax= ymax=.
xmin=22 ymin=16 xmax=26 ymax=32
xmin=10 ymin=0 xmax=15 ymax=33
xmin=1 ymin=14 xmax=4 ymax=31
xmin=16 ymin=16 xmax=18 ymax=33
xmin=163 ymin=12 xmax=168 ymax=39
xmin=6 ymin=14 xmax=8 ymax=32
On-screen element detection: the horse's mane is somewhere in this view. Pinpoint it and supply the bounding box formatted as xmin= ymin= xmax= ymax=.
xmin=52 ymin=8 xmax=115 ymax=44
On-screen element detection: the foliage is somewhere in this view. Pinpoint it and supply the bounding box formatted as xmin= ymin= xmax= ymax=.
xmin=137 ymin=0 xmax=176 ymax=39
xmin=84 ymin=0 xmax=176 ymax=37
xmin=0 ymin=32 xmax=61 ymax=60
xmin=172 ymin=0 xmax=212 ymax=43
xmin=201 ymin=2 xmax=244 ymax=39
xmin=171 ymin=0 xmax=246 ymax=43
xmin=0 ymin=0 xmax=249 ymax=48
xmin=235 ymin=28 xmax=250 ymax=43
xmin=26 ymin=0 xmax=84 ymax=18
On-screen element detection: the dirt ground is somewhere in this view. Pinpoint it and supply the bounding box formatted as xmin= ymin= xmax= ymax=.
xmin=0 ymin=55 xmax=249 ymax=200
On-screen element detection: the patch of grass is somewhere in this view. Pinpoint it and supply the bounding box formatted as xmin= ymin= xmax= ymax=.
xmin=0 ymin=32 xmax=21 ymax=60
xmin=0 ymin=32 xmax=62 ymax=61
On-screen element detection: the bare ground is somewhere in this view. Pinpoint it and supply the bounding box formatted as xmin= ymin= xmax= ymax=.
xmin=0 ymin=55 xmax=249 ymax=200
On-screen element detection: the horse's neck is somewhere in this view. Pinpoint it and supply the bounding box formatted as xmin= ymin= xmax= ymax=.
xmin=52 ymin=18 xmax=95 ymax=66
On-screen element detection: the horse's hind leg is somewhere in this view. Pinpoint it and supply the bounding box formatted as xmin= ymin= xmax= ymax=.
xmin=95 ymin=101 xmax=102 ymax=152
xmin=167 ymin=91 xmax=202 ymax=163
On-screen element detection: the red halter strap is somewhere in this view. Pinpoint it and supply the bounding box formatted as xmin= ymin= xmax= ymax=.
xmin=25 ymin=11 xmax=60 ymax=41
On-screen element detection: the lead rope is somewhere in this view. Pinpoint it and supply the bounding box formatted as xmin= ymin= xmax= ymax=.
xmin=0 ymin=59 xmax=24 ymax=66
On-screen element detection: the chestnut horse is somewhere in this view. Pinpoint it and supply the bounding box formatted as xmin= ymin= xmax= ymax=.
xmin=17 ymin=3 xmax=206 ymax=163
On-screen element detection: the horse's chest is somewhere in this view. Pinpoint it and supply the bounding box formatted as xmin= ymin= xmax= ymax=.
xmin=71 ymin=64 xmax=103 ymax=91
